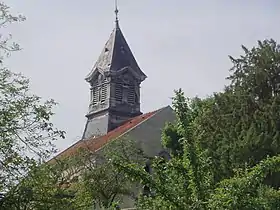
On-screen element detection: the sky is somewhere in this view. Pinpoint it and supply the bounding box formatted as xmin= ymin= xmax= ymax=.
xmin=4 ymin=0 xmax=280 ymax=151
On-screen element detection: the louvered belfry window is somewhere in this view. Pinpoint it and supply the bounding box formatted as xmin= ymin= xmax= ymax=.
xmin=92 ymin=87 xmax=98 ymax=105
xmin=115 ymin=74 xmax=136 ymax=104
xmin=122 ymin=85 xmax=128 ymax=103
xmin=118 ymin=84 xmax=135 ymax=104
xmin=100 ymin=84 xmax=107 ymax=102
xmin=92 ymin=85 xmax=107 ymax=104
xmin=115 ymin=83 xmax=122 ymax=102
xmin=127 ymin=85 xmax=135 ymax=104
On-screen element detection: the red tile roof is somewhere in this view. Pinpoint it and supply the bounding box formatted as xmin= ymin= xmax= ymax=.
xmin=49 ymin=110 xmax=159 ymax=163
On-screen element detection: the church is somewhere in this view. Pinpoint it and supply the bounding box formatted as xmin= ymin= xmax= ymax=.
xmin=52 ymin=6 xmax=176 ymax=208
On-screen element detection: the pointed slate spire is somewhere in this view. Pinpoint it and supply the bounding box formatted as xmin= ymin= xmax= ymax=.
xmin=85 ymin=4 xmax=147 ymax=83
xmin=82 ymin=4 xmax=147 ymax=139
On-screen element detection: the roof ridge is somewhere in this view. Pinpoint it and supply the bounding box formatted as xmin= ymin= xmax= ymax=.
xmin=109 ymin=27 xmax=117 ymax=71
xmin=48 ymin=108 xmax=164 ymax=163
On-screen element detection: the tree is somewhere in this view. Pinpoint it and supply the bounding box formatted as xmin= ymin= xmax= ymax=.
xmin=115 ymin=39 xmax=280 ymax=209
xmin=0 ymin=2 xmax=25 ymax=60
xmin=70 ymin=137 xmax=147 ymax=209
xmin=208 ymin=155 xmax=280 ymax=209
xmin=0 ymin=136 xmax=147 ymax=209
xmin=194 ymin=39 xmax=280 ymax=185
xmin=0 ymin=163 xmax=76 ymax=210
xmin=0 ymin=2 xmax=65 ymax=199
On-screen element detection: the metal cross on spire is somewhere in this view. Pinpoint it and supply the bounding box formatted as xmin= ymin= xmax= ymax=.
xmin=114 ymin=0 xmax=119 ymax=24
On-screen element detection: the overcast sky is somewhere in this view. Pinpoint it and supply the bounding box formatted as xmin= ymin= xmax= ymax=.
xmin=5 ymin=0 xmax=280 ymax=151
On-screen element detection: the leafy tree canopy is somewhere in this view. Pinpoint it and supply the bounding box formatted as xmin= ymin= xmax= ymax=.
xmin=0 ymin=1 xmax=64 ymax=199
xmin=116 ymin=39 xmax=280 ymax=209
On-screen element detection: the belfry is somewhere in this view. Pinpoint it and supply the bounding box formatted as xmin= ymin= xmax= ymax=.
xmin=82 ymin=4 xmax=147 ymax=139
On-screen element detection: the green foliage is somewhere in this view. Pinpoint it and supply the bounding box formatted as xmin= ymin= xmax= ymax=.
xmin=162 ymin=122 xmax=184 ymax=157
xmin=0 ymin=137 xmax=143 ymax=210
xmin=0 ymin=2 xmax=25 ymax=61
xmin=208 ymin=155 xmax=280 ymax=209
xmin=195 ymin=39 xmax=280 ymax=185
xmin=3 ymin=2 xmax=280 ymax=208
xmin=115 ymin=90 xmax=213 ymax=209
xmin=0 ymin=66 xmax=65 ymax=189
xmin=0 ymin=2 xmax=65 ymax=207
xmin=0 ymin=163 xmax=76 ymax=210
xmin=73 ymin=138 xmax=146 ymax=209
xmin=115 ymin=39 xmax=280 ymax=209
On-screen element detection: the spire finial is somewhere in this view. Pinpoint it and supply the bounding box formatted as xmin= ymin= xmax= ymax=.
xmin=114 ymin=0 xmax=119 ymax=27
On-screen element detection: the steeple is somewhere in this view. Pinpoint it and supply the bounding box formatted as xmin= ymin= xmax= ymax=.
xmin=82 ymin=7 xmax=147 ymax=139
xmin=85 ymin=10 xmax=146 ymax=83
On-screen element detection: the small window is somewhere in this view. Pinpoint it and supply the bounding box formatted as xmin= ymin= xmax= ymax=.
xmin=120 ymin=46 xmax=125 ymax=54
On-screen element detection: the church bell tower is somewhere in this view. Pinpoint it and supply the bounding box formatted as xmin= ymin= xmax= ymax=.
xmin=82 ymin=5 xmax=147 ymax=139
